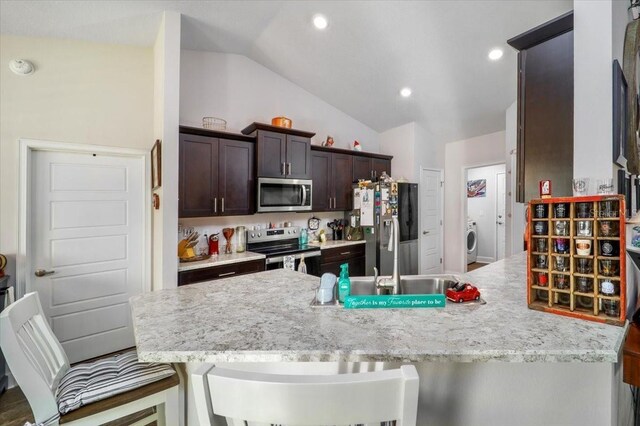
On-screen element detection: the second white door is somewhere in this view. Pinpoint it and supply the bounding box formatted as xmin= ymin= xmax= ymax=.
xmin=30 ymin=150 xmax=146 ymax=363
xmin=420 ymin=168 xmax=443 ymax=274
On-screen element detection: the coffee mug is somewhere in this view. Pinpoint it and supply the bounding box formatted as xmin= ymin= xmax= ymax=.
xmin=576 ymin=202 xmax=591 ymax=218
xmin=576 ymin=276 xmax=593 ymax=293
xmin=576 ymin=220 xmax=592 ymax=237
xmin=554 ymin=238 xmax=569 ymax=254
xmin=534 ymin=204 xmax=547 ymax=219
xmin=536 ymin=272 xmax=548 ymax=287
xmin=555 ymin=256 xmax=568 ymax=272
xmin=554 ymin=221 xmax=569 ymax=236
xmin=576 ymin=258 xmax=593 ymax=274
xmin=575 ymin=239 xmax=592 ymax=256
xmin=536 ymin=254 xmax=548 ymax=269
xmin=599 ymin=259 xmax=619 ymax=277
xmin=554 ymin=203 xmax=568 ymax=218
xmin=599 ymin=280 xmax=616 ymax=295
xmin=599 ymin=240 xmax=619 ymax=257
xmin=598 ymin=220 xmax=618 ymax=237
xmin=534 ymin=221 xmax=548 ymax=236
xmin=536 ymin=238 xmax=548 ymax=253
xmin=554 ymin=274 xmax=569 ymax=289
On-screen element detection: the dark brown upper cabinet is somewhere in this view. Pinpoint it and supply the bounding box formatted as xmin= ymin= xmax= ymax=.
xmin=311 ymin=151 xmax=353 ymax=211
xmin=508 ymin=11 xmax=574 ymax=202
xmin=179 ymin=126 xmax=255 ymax=218
xmin=242 ymin=123 xmax=314 ymax=179
xmin=351 ymin=152 xmax=391 ymax=182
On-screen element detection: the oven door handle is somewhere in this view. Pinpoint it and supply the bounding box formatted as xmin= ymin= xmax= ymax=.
xmin=266 ymin=250 xmax=321 ymax=265
xmin=301 ymin=185 xmax=307 ymax=207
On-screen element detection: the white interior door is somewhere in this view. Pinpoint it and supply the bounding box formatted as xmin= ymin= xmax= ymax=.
xmin=496 ymin=172 xmax=506 ymax=261
xmin=29 ymin=150 xmax=145 ymax=363
xmin=420 ymin=169 xmax=443 ymax=274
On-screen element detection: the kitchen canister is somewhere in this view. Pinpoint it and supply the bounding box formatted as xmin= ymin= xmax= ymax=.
xmin=575 ymin=239 xmax=592 ymax=256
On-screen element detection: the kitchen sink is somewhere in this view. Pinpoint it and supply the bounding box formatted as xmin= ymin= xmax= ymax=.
xmin=349 ymin=274 xmax=460 ymax=296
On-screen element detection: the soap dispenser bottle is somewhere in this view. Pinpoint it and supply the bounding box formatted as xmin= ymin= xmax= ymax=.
xmin=337 ymin=263 xmax=351 ymax=303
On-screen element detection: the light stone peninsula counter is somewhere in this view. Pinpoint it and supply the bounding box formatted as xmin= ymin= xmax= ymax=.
xmin=131 ymin=252 xmax=627 ymax=364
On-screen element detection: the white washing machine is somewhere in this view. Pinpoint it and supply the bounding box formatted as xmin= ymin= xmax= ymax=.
xmin=467 ymin=220 xmax=478 ymax=264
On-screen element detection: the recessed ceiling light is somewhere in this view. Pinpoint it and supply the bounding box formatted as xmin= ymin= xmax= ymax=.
xmin=488 ymin=48 xmax=503 ymax=61
xmin=400 ymin=87 xmax=412 ymax=98
xmin=313 ymin=14 xmax=328 ymax=30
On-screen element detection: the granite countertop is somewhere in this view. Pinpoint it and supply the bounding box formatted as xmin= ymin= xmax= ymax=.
xmin=309 ymin=240 xmax=366 ymax=249
xmin=132 ymin=252 xmax=627 ymax=363
xmin=177 ymin=251 xmax=265 ymax=272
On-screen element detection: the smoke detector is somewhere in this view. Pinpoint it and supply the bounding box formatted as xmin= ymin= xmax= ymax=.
xmin=9 ymin=59 xmax=35 ymax=76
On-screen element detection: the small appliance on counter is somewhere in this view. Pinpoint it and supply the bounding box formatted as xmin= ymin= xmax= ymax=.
xmin=247 ymin=226 xmax=321 ymax=276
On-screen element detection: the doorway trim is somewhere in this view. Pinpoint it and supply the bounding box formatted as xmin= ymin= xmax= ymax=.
xmin=461 ymin=161 xmax=506 ymax=272
xmin=419 ymin=167 xmax=444 ymax=274
xmin=17 ymin=138 xmax=152 ymax=298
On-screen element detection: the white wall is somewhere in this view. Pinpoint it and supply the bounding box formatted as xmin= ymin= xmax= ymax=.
xmin=0 ymin=34 xmax=154 ymax=293
xmin=380 ymin=121 xmax=445 ymax=181
xmin=152 ymin=12 xmax=181 ymax=291
xmin=505 ymin=101 xmax=527 ymax=256
xmin=467 ymin=164 xmax=506 ymax=263
xmin=180 ymin=50 xmax=379 ymax=152
xmin=444 ymin=131 xmax=505 ymax=273
xmin=379 ymin=122 xmax=416 ymax=180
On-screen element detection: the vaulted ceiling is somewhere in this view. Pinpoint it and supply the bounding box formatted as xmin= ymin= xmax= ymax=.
xmin=0 ymin=0 xmax=572 ymax=142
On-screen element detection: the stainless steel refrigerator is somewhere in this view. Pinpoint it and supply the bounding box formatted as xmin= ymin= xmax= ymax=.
xmin=352 ymin=182 xmax=419 ymax=276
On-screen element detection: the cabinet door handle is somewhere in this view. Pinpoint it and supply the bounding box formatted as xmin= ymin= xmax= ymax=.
xmin=213 ymin=198 xmax=217 ymax=213
xmin=281 ymin=162 xmax=285 ymax=175
xmin=218 ymin=271 xmax=236 ymax=277
xmin=287 ymin=163 xmax=291 ymax=176
xmin=334 ymin=197 xmax=337 ymax=209
xmin=221 ymin=197 xmax=225 ymax=213
xmin=340 ymin=251 xmax=351 ymax=256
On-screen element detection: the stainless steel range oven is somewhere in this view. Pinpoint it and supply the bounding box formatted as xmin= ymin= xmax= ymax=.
xmin=247 ymin=226 xmax=321 ymax=276
xmin=256 ymin=178 xmax=312 ymax=213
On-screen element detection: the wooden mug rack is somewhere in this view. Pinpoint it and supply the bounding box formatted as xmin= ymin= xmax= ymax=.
xmin=527 ymin=195 xmax=626 ymax=326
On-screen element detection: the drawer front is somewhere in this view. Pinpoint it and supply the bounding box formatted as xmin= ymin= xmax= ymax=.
xmin=320 ymin=257 xmax=366 ymax=277
xmin=321 ymin=244 xmax=365 ymax=264
xmin=178 ymin=259 xmax=265 ymax=286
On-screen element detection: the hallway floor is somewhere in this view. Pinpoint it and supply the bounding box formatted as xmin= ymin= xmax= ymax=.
xmin=467 ymin=262 xmax=489 ymax=272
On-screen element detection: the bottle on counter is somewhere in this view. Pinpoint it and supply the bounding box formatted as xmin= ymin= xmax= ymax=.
xmin=298 ymin=254 xmax=307 ymax=274
xmin=338 ymin=263 xmax=351 ymax=303
xmin=299 ymin=228 xmax=308 ymax=246
xmin=236 ymin=226 xmax=246 ymax=252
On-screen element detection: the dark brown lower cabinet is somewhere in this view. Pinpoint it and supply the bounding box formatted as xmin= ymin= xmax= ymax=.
xmin=319 ymin=244 xmax=366 ymax=277
xmin=178 ymin=259 xmax=265 ymax=286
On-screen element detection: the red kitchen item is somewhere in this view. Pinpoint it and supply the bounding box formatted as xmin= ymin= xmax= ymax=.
xmin=208 ymin=234 xmax=219 ymax=256
xmin=445 ymin=282 xmax=481 ymax=303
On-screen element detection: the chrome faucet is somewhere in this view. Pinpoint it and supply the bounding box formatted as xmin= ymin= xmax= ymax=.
xmin=375 ymin=216 xmax=400 ymax=295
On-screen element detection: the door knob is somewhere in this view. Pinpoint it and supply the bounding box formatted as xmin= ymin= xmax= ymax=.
xmin=423 ymin=231 xmax=429 ymax=235
xmin=34 ymin=269 xmax=55 ymax=277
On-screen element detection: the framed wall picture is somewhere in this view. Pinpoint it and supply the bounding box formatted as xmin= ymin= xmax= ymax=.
xmin=613 ymin=60 xmax=628 ymax=169
xmin=467 ymin=179 xmax=486 ymax=198
xmin=151 ymin=139 xmax=161 ymax=190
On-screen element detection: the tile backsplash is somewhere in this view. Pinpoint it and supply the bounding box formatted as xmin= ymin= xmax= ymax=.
xmin=179 ymin=211 xmax=347 ymax=253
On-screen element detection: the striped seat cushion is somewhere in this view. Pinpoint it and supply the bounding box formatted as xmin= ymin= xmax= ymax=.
xmin=56 ymin=350 xmax=176 ymax=415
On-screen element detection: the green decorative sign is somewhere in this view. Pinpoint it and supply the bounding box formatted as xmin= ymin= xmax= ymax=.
xmin=343 ymin=294 xmax=446 ymax=309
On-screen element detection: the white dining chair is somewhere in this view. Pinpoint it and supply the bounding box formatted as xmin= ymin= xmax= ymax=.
xmin=0 ymin=292 xmax=180 ymax=426
xmin=192 ymin=363 xmax=419 ymax=426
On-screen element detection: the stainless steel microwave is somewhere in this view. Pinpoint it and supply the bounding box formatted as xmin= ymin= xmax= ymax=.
xmin=257 ymin=178 xmax=312 ymax=212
